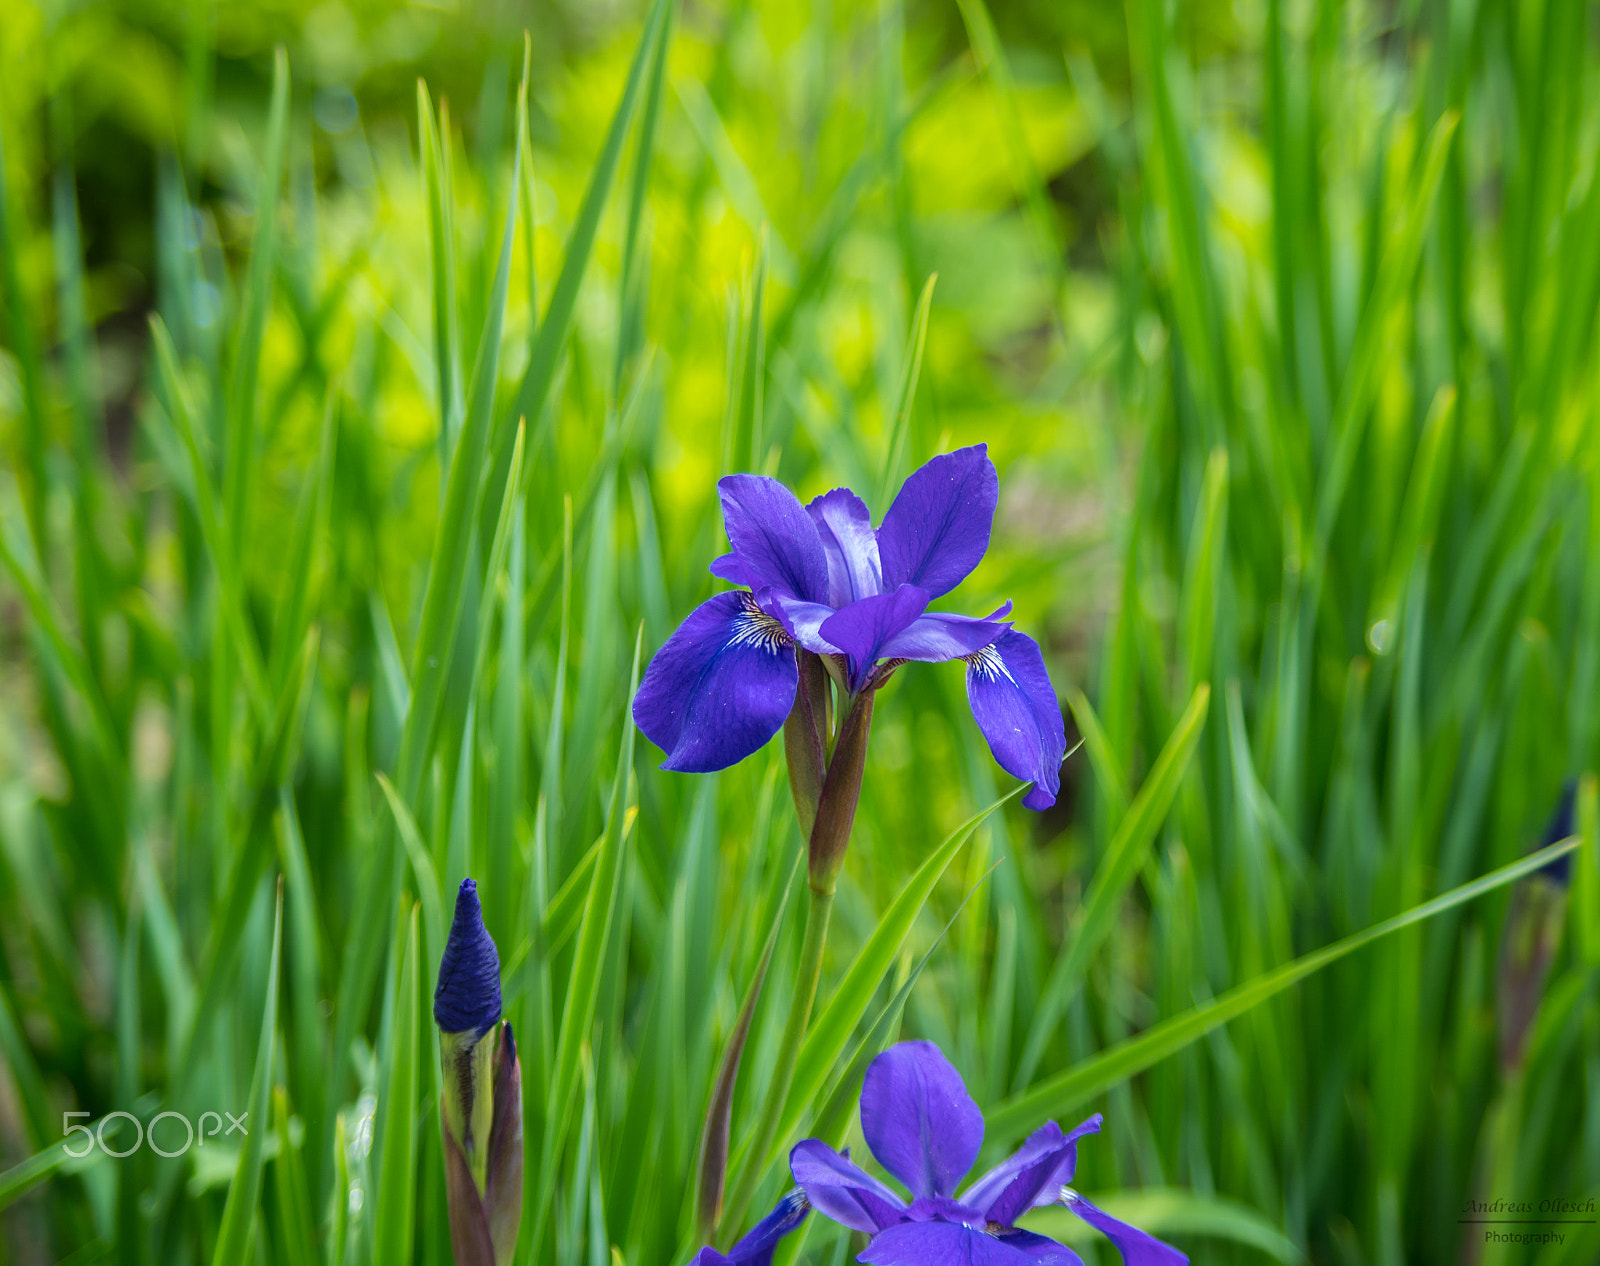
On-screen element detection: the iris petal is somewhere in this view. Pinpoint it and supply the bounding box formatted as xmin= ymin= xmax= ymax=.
xmin=1062 ymin=1191 xmax=1189 ymax=1265
xmin=961 ymin=1117 xmax=1101 ymax=1217
xmin=633 ymin=592 xmax=798 ymax=773
xmin=790 ymin=1140 xmax=907 ymax=1233
xmin=719 ymin=475 xmax=831 ymax=603
xmin=878 ymin=610 xmax=1010 ymax=665
xmin=860 ymin=1040 xmax=985 ymax=1200
xmin=963 ymin=630 xmax=1066 ymax=811
xmin=993 ymin=1229 xmax=1085 ymax=1265
xmin=877 ymin=446 xmax=999 ymax=600
xmin=808 ymin=487 xmax=883 ymax=606
xmin=726 ymin=1190 xmax=810 ymax=1266
xmin=857 ymin=1221 xmax=1038 ymax=1265
xmin=817 ymin=584 xmax=930 ymax=692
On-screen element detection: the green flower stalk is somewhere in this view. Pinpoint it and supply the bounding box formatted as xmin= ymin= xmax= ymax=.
xmin=434 ymin=879 xmax=523 ymax=1266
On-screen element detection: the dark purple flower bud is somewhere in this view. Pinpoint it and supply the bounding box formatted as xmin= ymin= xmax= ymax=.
xmin=790 ymin=1041 xmax=1187 ymax=1265
xmin=435 ymin=879 xmax=521 ymax=1266
xmin=435 ymin=879 xmax=502 ymax=1036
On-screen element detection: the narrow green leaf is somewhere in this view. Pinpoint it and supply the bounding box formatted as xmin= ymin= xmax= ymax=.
xmin=877 ymin=272 xmax=937 ymax=507
xmin=223 ymin=45 xmax=290 ymax=561
xmin=696 ymin=851 xmax=801 ymax=1241
xmin=210 ymin=879 xmax=284 ymax=1266
xmin=398 ymin=109 xmax=524 ymax=806
xmin=1014 ymin=684 xmax=1211 ymax=1090
xmin=373 ymin=902 xmax=420 ymax=1266
xmin=272 ymin=1087 xmax=318 ymax=1265
xmin=538 ymin=627 xmax=643 ymax=1234
xmin=149 ymin=316 xmax=272 ymax=721
xmin=491 ymin=0 xmax=674 ymax=525
xmin=988 ymin=835 xmax=1580 ymax=1138
xmin=375 ymin=773 xmax=446 ymax=977
xmin=772 ymin=790 xmax=1022 ymax=1149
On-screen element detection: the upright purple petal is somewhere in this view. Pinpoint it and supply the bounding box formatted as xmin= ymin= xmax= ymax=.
xmin=720 ymin=475 xmax=831 ymax=603
xmin=877 ymin=446 xmax=999 ymax=599
xmin=857 ymin=1221 xmax=1037 ymax=1265
xmin=878 ymin=610 xmax=1011 ymax=665
xmin=963 ymin=630 xmax=1066 ymax=811
xmin=633 ymin=592 xmax=798 ymax=773
xmin=727 ymin=1190 xmax=811 ymax=1266
xmin=687 ymin=1250 xmax=733 ymax=1266
xmin=808 ymin=487 xmax=883 ymax=606
xmin=818 ymin=585 xmax=930 ymax=692
xmin=1061 ymin=1191 xmax=1188 ymax=1265
xmin=790 ymin=1140 xmax=907 ymax=1233
xmin=961 ymin=1117 xmax=1101 ymax=1218
xmin=860 ymin=1041 xmax=985 ymax=1200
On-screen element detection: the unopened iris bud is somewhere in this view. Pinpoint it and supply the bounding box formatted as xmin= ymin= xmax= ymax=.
xmin=435 ymin=879 xmax=523 ymax=1266
xmin=1497 ymin=784 xmax=1576 ymax=1070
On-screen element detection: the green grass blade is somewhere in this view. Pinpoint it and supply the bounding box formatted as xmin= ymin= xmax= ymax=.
xmin=538 ymin=628 xmax=643 ymax=1237
xmin=877 ymin=272 xmax=936 ymax=506
xmin=494 ymin=0 xmax=673 ymax=519
xmin=149 ymin=316 xmax=272 ymax=721
xmin=988 ymin=835 xmax=1581 ymax=1139
xmin=270 ymin=381 xmax=338 ymax=695
xmin=272 ymin=1086 xmax=318 ymax=1264
xmin=771 ymin=790 xmax=1022 ymax=1150
xmin=1014 ymin=684 xmax=1211 ymax=1091
xmin=223 ymin=45 xmax=289 ymax=561
xmin=418 ymin=79 xmax=463 ymax=456
xmin=373 ymin=902 xmax=420 ymax=1266
xmin=210 ymin=880 xmax=284 ymax=1266
xmin=397 ymin=109 xmax=523 ymax=805
xmin=375 ymin=773 xmax=446 ymax=977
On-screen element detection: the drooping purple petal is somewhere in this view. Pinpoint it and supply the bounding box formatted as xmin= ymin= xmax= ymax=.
xmin=1061 ymin=1192 xmax=1188 ymax=1265
xmin=434 ymin=879 xmax=502 ymax=1035
xmin=789 ymin=1140 xmax=907 ymax=1233
xmin=857 ymin=1221 xmax=1038 ymax=1265
xmin=808 ymin=487 xmax=883 ymax=607
xmin=719 ymin=475 xmax=831 ymax=603
xmin=860 ymin=1040 xmax=985 ymax=1200
xmin=818 ymin=584 xmax=930 ymax=692
xmin=994 ymin=1229 xmax=1086 ymax=1265
xmin=633 ymin=592 xmax=798 ymax=773
xmin=961 ymin=1117 xmax=1102 ymax=1218
xmin=727 ymin=1190 xmax=811 ymax=1266
xmin=878 ymin=611 xmax=1011 ymax=665
xmin=877 ymin=446 xmax=999 ymax=600
xmin=963 ymin=629 xmax=1066 ymax=811
xmin=687 ymin=1250 xmax=733 ymax=1266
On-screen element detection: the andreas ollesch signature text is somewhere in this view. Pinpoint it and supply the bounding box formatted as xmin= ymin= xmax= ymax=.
xmin=1458 ymin=1197 xmax=1597 ymax=1249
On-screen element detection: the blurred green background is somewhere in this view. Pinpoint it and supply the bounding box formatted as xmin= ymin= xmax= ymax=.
xmin=2 ymin=0 xmax=1599 ymax=1264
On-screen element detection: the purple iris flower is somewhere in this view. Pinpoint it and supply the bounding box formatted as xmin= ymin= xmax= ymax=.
xmin=632 ymin=446 xmax=1067 ymax=810
xmin=789 ymin=1041 xmax=1186 ymax=1265
xmin=687 ymin=1190 xmax=811 ymax=1266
